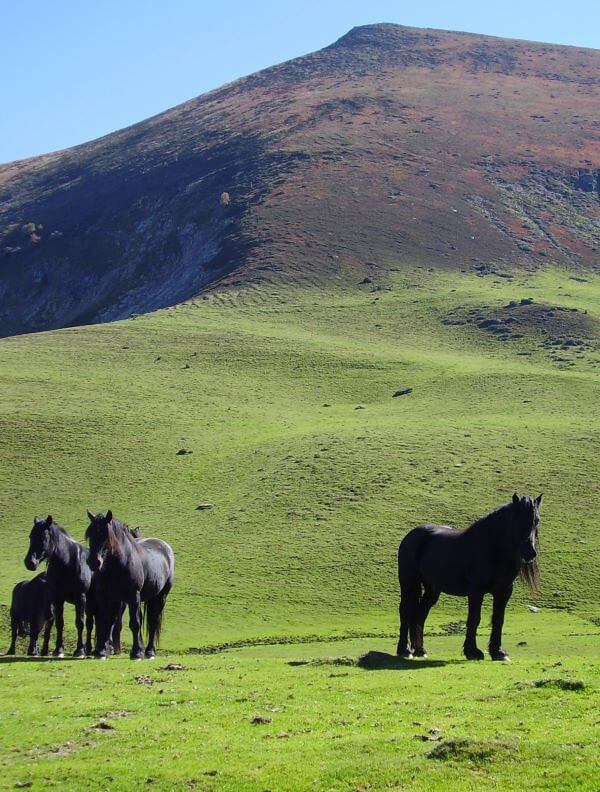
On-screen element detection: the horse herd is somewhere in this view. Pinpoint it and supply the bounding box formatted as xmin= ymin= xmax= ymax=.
xmin=6 ymin=493 xmax=542 ymax=662
xmin=7 ymin=510 xmax=174 ymax=659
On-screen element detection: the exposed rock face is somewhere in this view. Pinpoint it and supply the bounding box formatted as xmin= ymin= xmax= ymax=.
xmin=1 ymin=23 xmax=599 ymax=336
xmin=573 ymin=169 xmax=600 ymax=196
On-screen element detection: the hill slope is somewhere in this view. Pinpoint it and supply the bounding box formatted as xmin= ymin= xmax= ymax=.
xmin=1 ymin=266 xmax=599 ymax=648
xmin=1 ymin=24 xmax=599 ymax=336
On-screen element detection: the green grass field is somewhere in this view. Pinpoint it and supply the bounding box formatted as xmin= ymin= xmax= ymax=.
xmin=0 ymin=265 xmax=598 ymax=789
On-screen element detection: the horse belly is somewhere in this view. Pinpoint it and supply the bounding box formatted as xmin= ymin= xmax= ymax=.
xmin=419 ymin=544 xmax=470 ymax=597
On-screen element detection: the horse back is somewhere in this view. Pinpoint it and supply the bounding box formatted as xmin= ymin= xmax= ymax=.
xmin=11 ymin=573 xmax=51 ymax=622
xmin=137 ymin=538 xmax=175 ymax=596
xmin=398 ymin=524 xmax=472 ymax=595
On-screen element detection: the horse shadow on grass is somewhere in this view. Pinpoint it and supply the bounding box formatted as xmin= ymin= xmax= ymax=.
xmin=0 ymin=655 xmax=80 ymax=664
xmin=357 ymin=651 xmax=464 ymax=670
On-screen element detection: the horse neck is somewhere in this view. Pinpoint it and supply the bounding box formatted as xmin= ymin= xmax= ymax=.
xmin=469 ymin=505 xmax=519 ymax=562
xmin=49 ymin=526 xmax=79 ymax=567
xmin=107 ymin=522 xmax=134 ymax=563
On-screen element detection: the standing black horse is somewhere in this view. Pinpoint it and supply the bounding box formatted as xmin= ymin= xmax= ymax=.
xmin=25 ymin=516 xmax=93 ymax=657
xmin=85 ymin=511 xmax=174 ymax=659
xmin=7 ymin=573 xmax=54 ymax=656
xmin=396 ymin=493 xmax=542 ymax=661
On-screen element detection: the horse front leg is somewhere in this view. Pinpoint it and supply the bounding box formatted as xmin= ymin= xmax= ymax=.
xmin=463 ymin=589 xmax=485 ymax=660
xmin=489 ymin=585 xmax=513 ymax=661
xmin=53 ymin=599 xmax=65 ymax=658
xmin=94 ymin=600 xmax=118 ymax=659
xmin=73 ymin=595 xmax=86 ymax=657
xmin=128 ymin=592 xmax=144 ymax=660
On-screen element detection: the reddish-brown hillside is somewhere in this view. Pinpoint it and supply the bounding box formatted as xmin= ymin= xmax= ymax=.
xmin=1 ymin=23 xmax=599 ymax=335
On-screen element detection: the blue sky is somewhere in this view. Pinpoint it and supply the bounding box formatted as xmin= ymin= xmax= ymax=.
xmin=1 ymin=0 xmax=599 ymax=163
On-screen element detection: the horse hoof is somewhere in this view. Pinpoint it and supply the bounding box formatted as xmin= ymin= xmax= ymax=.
xmin=414 ymin=652 xmax=428 ymax=659
xmin=94 ymin=654 xmax=107 ymax=661
xmin=53 ymin=651 xmax=65 ymax=659
xmin=491 ymin=652 xmax=511 ymax=662
xmin=464 ymin=649 xmax=485 ymax=661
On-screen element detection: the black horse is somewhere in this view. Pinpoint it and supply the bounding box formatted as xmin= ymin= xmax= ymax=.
xmin=7 ymin=573 xmax=54 ymax=656
xmin=396 ymin=493 xmax=542 ymax=661
xmin=25 ymin=516 xmax=93 ymax=657
xmin=85 ymin=511 xmax=174 ymax=659
xmin=85 ymin=526 xmax=142 ymax=656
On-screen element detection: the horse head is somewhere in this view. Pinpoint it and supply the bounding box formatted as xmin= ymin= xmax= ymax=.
xmin=25 ymin=515 xmax=54 ymax=570
xmin=85 ymin=510 xmax=113 ymax=571
xmin=511 ymin=493 xmax=542 ymax=593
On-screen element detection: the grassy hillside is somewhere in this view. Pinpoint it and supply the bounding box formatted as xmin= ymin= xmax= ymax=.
xmin=1 ymin=265 xmax=599 ymax=790
xmin=1 ymin=266 xmax=598 ymax=649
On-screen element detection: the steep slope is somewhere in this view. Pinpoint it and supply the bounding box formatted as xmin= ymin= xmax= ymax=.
xmin=1 ymin=23 xmax=599 ymax=336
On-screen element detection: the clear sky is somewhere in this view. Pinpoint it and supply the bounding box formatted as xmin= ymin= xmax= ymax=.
xmin=1 ymin=0 xmax=599 ymax=164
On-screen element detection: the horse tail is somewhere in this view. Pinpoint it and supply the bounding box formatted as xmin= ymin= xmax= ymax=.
xmin=141 ymin=601 xmax=148 ymax=644
xmin=397 ymin=526 xmax=428 ymax=586
xmin=155 ymin=607 xmax=164 ymax=647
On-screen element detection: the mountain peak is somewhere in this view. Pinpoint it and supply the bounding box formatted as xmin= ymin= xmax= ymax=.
xmin=1 ymin=24 xmax=599 ymax=336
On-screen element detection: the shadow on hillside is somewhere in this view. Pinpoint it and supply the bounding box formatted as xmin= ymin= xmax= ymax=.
xmin=358 ymin=651 xmax=453 ymax=670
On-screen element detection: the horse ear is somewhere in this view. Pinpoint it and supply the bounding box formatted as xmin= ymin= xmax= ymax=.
xmin=87 ymin=510 xmax=95 ymax=522
xmin=106 ymin=509 xmax=113 ymax=522
xmin=512 ymin=492 xmax=519 ymax=505
xmin=45 ymin=515 xmax=53 ymax=527
xmin=535 ymin=493 xmax=543 ymax=507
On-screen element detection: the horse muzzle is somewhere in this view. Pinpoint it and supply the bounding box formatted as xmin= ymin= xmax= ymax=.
xmin=88 ymin=556 xmax=103 ymax=572
xmin=25 ymin=555 xmax=39 ymax=571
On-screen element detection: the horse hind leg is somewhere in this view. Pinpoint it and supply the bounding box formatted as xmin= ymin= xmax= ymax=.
xmin=85 ymin=602 xmax=94 ymax=656
xmin=27 ymin=618 xmax=43 ymax=657
xmin=7 ymin=615 xmax=18 ymax=655
xmin=412 ymin=587 xmax=440 ymax=658
xmin=41 ymin=617 xmax=53 ymax=656
xmin=145 ymin=583 xmax=171 ymax=659
xmin=397 ymin=580 xmax=420 ymax=658
xmin=110 ymin=603 xmax=126 ymax=655
xmin=128 ymin=592 xmax=145 ymax=660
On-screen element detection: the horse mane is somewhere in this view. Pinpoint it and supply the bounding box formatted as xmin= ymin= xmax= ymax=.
xmin=466 ymin=501 xmax=512 ymax=533
xmin=467 ymin=500 xmax=540 ymax=595
xmin=520 ymin=553 xmax=540 ymax=595
xmin=107 ymin=516 xmax=136 ymax=555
